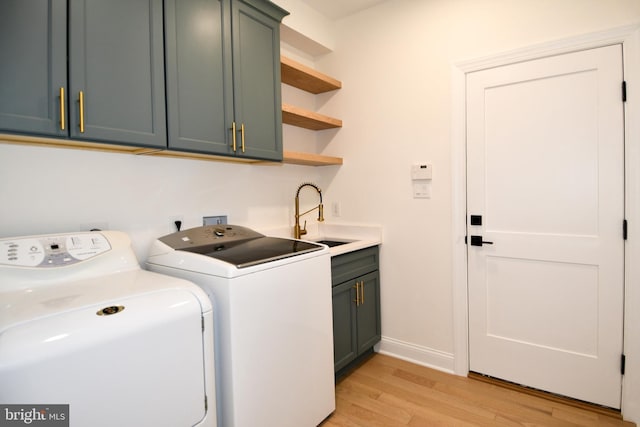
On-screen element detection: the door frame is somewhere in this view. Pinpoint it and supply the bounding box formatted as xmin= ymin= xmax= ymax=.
xmin=451 ymin=24 xmax=640 ymax=420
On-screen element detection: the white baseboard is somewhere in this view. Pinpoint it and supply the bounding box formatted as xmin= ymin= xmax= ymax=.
xmin=376 ymin=336 xmax=456 ymax=374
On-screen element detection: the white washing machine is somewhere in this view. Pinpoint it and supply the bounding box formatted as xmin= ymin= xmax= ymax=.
xmin=146 ymin=225 xmax=335 ymax=427
xmin=0 ymin=231 xmax=216 ymax=427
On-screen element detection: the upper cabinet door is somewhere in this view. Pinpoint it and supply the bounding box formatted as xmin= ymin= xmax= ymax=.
xmin=68 ymin=0 xmax=166 ymax=148
xmin=0 ymin=0 xmax=67 ymax=137
xmin=164 ymin=0 xmax=234 ymax=155
xmin=231 ymin=0 xmax=287 ymax=161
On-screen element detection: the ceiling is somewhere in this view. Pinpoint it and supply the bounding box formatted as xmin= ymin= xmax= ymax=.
xmin=298 ymin=0 xmax=387 ymax=20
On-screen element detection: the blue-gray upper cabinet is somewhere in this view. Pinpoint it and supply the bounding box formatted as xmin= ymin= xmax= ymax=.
xmin=231 ymin=0 xmax=288 ymax=160
xmin=0 ymin=0 xmax=166 ymax=148
xmin=164 ymin=0 xmax=288 ymax=161
xmin=68 ymin=0 xmax=166 ymax=147
xmin=164 ymin=0 xmax=231 ymax=155
xmin=0 ymin=0 xmax=67 ymax=136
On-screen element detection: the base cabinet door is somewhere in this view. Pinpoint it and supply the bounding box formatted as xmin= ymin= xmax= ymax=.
xmin=356 ymin=272 xmax=381 ymax=354
xmin=332 ymin=280 xmax=358 ymax=372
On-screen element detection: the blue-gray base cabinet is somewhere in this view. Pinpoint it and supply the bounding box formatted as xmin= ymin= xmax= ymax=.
xmin=331 ymin=246 xmax=381 ymax=377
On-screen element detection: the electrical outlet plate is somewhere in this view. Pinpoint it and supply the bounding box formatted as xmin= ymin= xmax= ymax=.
xmin=332 ymin=202 xmax=341 ymax=217
xmin=203 ymin=215 xmax=228 ymax=225
xmin=80 ymin=221 xmax=109 ymax=231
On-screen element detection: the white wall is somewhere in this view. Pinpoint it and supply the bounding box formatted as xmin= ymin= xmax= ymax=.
xmin=0 ymin=143 xmax=324 ymax=260
xmin=277 ymin=0 xmax=335 ymax=55
xmin=295 ymin=0 xmax=640 ymax=420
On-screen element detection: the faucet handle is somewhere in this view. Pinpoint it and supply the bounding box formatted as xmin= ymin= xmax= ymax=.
xmin=300 ymin=220 xmax=308 ymax=236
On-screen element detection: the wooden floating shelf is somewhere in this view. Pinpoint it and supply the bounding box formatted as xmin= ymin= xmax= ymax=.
xmin=281 ymin=56 xmax=342 ymax=94
xmin=280 ymin=56 xmax=343 ymax=166
xmin=283 ymin=150 xmax=343 ymax=166
xmin=282 ymin=103 xmax=342 ymax=130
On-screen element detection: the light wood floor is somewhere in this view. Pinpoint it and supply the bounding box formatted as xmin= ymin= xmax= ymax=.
xmin=321 ymin=354 xmax=636 ymax=427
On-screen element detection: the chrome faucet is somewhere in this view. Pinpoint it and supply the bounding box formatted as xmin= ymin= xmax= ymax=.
xmin=294 ymin=182 xmax=324 ymax=239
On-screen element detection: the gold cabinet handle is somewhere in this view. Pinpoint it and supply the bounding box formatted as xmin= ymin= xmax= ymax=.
xmin=59 ymin=87 xmax=65 ymax=130
xmin=231 ymin=122 xmax=237 ymax=151
xmin=360 ymin=281 xmax=365 ymax=304
xmin=78 ymin=91 xmax=85 ymax=133
xmin=240 ymin=123 xmax=245 ymax=153
xmin=353 ymin=282 xmax=360 ymax=307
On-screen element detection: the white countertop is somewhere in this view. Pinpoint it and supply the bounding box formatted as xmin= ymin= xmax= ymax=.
xmin=258 ymin=223 xmax=382 ymax=256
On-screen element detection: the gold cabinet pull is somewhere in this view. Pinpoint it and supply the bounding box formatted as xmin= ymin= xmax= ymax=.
xmin=361 ymin=281 xmax=365 ymax=304
xmin=78 ymin=91 xmax=85 ymax=133
xmin=353 ymin=282 xmax=360 ymax=306
xmin=231 ymin=122 xmax=237 ymax=151
xmin=240 ymin=123 xmax=245 ymax=153
xmin=59 ymin=87 xmax=66 ymax=130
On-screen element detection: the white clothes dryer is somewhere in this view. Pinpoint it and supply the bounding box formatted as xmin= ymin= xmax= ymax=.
xmin=0 ymin=231 xmax=216 ymax=427
xmin=146 ymin=225 xmax=335 ymax=427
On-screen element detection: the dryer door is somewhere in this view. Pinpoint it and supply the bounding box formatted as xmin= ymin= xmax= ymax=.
xmin=0 ymin=289 xmax=208 ymax=427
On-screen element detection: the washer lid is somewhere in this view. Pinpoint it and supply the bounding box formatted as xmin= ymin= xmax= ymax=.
xmin=158 ymin=225 xmax=323 ymax=268
xmin=0 ymin=281 xmax=210 ymax=427
xmin=0 ymin=269 xmax=211 ymax=332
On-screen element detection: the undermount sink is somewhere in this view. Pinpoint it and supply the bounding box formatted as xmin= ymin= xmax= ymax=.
xmin=314 ymin=239 xmax=352 ymax=247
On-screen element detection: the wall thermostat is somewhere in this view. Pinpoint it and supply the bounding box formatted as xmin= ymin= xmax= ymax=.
xmin=411 ymin=164 xmax=432 ymax=180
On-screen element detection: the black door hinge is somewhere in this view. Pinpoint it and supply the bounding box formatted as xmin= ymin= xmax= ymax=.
xmin=621 ymin=354 xmax=626 ymax=375
xmin=622 ymin=81 xmax=627 ymax=102
xmin=623 ymin=219 xmax=628 ymax=240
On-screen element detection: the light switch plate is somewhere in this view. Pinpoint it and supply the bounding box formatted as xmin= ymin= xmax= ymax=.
xmin=413 ymin=182 xmax=431 ymax=198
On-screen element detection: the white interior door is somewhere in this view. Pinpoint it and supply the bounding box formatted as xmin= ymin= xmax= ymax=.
xmin=466 ymin=44 xmax=625 ymax=409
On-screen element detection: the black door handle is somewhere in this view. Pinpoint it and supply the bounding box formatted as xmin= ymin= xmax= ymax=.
xmin=470 ymin=235 xmax=493 ymax=246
